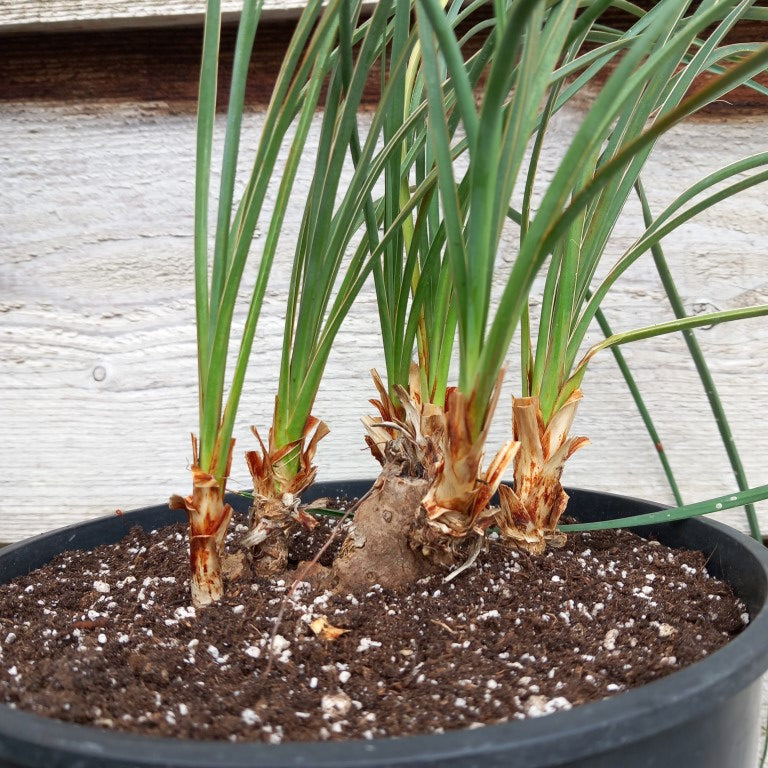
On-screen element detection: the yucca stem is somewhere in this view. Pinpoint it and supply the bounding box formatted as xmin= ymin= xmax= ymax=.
xmin=170 ymin=437 xmax=235 ymax=607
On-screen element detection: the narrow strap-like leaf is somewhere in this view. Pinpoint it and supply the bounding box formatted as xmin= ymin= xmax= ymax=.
xmin=560 ymin=485 xmax=768 ymax=531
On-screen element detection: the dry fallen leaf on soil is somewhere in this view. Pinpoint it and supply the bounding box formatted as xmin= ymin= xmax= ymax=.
xmin=309 ymin=616 xmax=349 ymax=640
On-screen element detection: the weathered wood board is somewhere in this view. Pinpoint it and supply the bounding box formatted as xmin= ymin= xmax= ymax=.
xmin=0 ymin=19 xmax=387 ymax=110
xmin=0 ymin=0 xmax=306 ymax=32
xmin=1 ymin=101 xmax=767 ymax=541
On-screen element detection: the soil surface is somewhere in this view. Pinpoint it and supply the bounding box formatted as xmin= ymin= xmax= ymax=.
xmin=0 ymin=509 xmax=747 ymax=743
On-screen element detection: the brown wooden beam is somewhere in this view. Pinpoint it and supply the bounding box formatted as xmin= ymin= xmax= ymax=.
xmin=0 ymin=13 xmax=765 ymax=114
xmin=0 ymin=21 xmax=384 ymax=112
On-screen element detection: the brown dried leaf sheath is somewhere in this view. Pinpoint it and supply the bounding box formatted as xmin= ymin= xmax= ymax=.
xmin=362 ymin=368 xmax=405 ymax=464
xmin=349 ymin=370 xmax=518 ymax=579
xmin=363 ymin=368 xmax=518 ymax=541
xmin=169 ymin=435 xmax=235 ymax=607
xmin=243 ymin=414 xmax=329 ymax=570
xmin=495 ymin=390 xmax=589 ymax=553
xmin=420 ymin=376 xmax=519 ymax=541
xmin=246 ymin=413 xmax=330 ymax=500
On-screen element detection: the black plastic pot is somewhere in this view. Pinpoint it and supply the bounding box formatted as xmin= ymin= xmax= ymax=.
xmin=0 ymin=481 xmax=766 ymax=768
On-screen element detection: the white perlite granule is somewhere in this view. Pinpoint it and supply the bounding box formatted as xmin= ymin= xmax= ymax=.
xmin=241 ymin=708 xmax=259 ymax=726
xmin=321 ymin=692 xmax=352 ymax=718
xmin=603 ymin=628 xmax=619 ymax=651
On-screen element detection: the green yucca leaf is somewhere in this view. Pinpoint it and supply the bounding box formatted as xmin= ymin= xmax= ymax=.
xmin=196 ymin=0 xmax=342 ymax=476
xmin=560 ymin=485 xmax=768 ymax=531
xmin=193 ymin=0 xmax=222 ymax=417
xmin=558 ymin=304 xmax=768 ymax=413
xmin=634 ymin=178 xmax=761 ymax=539
xmin=208 ymin=0 xmax=263 ymax=343
xmin=570 ymin=153 xmax=768 ymax=367
xmin=591 ymin=304 xmax=685 ymax=507
xmin=403 ymin=0 xmax=766 ymax=545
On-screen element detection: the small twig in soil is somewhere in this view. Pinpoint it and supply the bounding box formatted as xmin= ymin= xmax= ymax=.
xmin=264 ymin=489 xmax=374 ymax=677
xmin=430 ymin=618 xmax=457 ymax=635
xmin=702 ymin=545 xmax=718 ymax=572
xmin=444 ymin=534 xmax=483 ymax=583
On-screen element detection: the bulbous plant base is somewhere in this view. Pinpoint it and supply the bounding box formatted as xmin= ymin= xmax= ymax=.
xmin=251 ymin=528 xmax=290 ymax=573
xmin=332 ymin=469 xmax=436 ymax=592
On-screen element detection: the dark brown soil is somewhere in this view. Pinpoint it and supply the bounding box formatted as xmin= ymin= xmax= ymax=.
xmin=0 ymin=510 xmax=747 ymax=744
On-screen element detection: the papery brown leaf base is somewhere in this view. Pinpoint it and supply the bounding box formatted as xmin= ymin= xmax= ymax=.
xmin=243 ymin=415 xmax=328 ymax=566
xmin=188 ymin=528 xmax=227 ymax=606
xmin=494 ymin=391 xmax=588 ymax=554
xmin=169 ymin=444 xmax=234 ymax=608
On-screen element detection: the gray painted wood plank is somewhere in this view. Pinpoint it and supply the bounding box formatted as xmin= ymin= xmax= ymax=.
xmin=0 ymin=1 xmax=303 ymax=32
xmin=2 ymin=103 xmax=767 ymax=541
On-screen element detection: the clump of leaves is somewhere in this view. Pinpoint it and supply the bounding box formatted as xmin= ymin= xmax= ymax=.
xmin=171 ymin=0 xmax=355 ymax=606
xmin=175 ymin=0 xmax=768 ymax=605
xmin=172 ymin=0 xmax=438 ymax=604
xmin=337 ymin=0 xmax=768 ymax=587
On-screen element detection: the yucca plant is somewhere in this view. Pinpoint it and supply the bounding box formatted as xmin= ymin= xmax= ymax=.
xmin=239 ymin=0 xmax=436 ymax=570
xmin=168 ymin=0 xmax=403 ymax=606
xmin=431 ymin=0 xmax=768 ymax=552
xmin=334 ymin=0 xmax=768 ymax=587
xmin=167 ymin=0 xmax=344 ymax=607
xmin=171 ymin=0 xmax=449 ymax=602
xmin=238 ymin=0 xmax=499 ymax=583
xmin=497 ymin=0 xmax=768 ymax=552
xmin=174 ymin=0 xmax=767 ymax=607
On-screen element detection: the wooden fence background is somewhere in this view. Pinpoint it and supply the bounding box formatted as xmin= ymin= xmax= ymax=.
xmin=1 ymin=2 xmax=767 ymax=541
